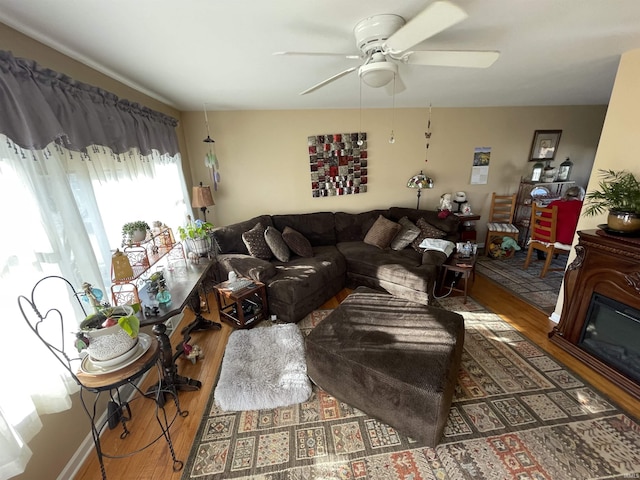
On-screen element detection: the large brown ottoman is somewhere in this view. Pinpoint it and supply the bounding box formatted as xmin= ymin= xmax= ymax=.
xmin=305 ymin=286 xmax=464 ymax=447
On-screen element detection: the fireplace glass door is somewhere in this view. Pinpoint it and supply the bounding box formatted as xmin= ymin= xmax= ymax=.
xmin=579 ymin=293 xmax=640 ymax=384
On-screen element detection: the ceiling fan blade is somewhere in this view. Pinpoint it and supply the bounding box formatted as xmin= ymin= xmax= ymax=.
xmin=384 ymin=1 xmax=468 ymax=54
xmin=299 ymin=67 xmax=358 ymax=95
xmin=403 ymin=50 xmax=500 ymax=68
xmin=274 ymin=51 xmax=360 ymax=60
xmin=384 ymin=74 xmax=406 ymax=95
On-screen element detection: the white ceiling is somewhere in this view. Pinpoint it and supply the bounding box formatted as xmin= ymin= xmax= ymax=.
xmin=1 ymin=0 xmax=640 ymax=111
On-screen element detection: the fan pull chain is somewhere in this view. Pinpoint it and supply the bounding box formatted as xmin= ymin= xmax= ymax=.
xmin=389 ymin=74 xmax=396 ymax=144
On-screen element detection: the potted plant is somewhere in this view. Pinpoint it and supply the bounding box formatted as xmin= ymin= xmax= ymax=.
xmin=584 ymin=169 xmax=640 ymax=233
xmin=76 ymin=305 xmax=140 ymax=361
xmin=121 ymin=220 xmax=151 ymax=245
xmin=178 ymin=216 xmax=214 ymax=255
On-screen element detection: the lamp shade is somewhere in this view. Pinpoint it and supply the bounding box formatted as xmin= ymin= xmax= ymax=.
xmin=192 ymin=185 xmax=215 ymax=208
xmin=358 ymin=62 xmax=398 ymax=88
xmin=407 ymin=171 xmax=434 ymax=190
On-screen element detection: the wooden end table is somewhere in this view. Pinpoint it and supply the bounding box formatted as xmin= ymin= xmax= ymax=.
xmin=439 ymin=252 xmax=477 ymax=303
xmin=214 ymin=278 xmax=268 ymax=328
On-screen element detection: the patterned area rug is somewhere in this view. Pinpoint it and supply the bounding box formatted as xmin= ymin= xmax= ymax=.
xmin=476 ymin=250 xmax=567 ymax=314
xmin=182 ymin=301 xmax=640 ymax=480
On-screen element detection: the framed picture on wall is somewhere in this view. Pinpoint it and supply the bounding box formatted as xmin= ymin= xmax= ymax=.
xmin=529 ymin=130 xmax=562 ymax=161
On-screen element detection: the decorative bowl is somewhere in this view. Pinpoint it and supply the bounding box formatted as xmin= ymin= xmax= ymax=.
xmin=84 ymin=305 xmax=139 ymax=361
xmin=90 ymin=338 xmax=140 ymax=367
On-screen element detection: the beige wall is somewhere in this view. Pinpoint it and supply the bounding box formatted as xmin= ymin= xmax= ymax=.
xmin=181 ymin=106 xmax=606 ymax=247
xmin=554 ymin=48 xmax=640 ymax=318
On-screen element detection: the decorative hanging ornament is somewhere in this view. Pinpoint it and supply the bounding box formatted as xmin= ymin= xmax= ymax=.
xmin=203 ymin=104 xmax=221 ymax=190
xmin=425 ymin=103 xmax=432 ymax=163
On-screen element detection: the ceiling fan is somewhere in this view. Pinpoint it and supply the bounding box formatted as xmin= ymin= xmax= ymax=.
xmin=274 ymin=1 xmax=499 ymax=95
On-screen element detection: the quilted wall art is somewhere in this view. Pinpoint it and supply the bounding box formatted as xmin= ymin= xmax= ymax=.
xmin=308 ymin=132 xmax=367 ymax=198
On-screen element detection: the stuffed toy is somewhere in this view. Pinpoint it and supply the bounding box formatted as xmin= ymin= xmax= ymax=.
xmin=501 ymin=236 xmax=521 ymax=251
xmin=489 ymin=236 xmax=520 ymax=259
xmin=439 ymin=193 xmax=452 ymax=211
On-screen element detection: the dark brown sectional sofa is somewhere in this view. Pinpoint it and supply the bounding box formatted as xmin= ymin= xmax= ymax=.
xmin=210 ymin=207 xmax=460 ymax=323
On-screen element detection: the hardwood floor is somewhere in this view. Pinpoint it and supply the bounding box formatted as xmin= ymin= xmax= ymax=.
xmin=74 ymin=280 xmax=639 ymax=480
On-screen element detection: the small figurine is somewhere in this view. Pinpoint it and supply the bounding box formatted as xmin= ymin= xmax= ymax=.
xmin=144 ymin=304 xmax=160 ymax=317
xmin=183 ymin=342 xmax=203 ymax=364
xmin=188 ymin=252 xmax=199 ymax=264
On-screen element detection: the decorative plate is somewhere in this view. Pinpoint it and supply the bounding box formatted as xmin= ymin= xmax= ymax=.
xmin=530 ymin=186 xmax=550 ymax=198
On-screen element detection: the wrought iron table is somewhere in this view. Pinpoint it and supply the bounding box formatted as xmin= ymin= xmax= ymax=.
xmin=137 ymin=257 xmax=221 ymax=393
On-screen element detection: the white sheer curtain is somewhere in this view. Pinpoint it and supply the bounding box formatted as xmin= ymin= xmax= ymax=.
xmin=0 ymin=136 xmax=190 ymax=479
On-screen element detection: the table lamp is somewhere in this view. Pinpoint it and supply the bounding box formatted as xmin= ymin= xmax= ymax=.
xmin=407 ymin=171 xmax=434 ymax=209
xmin=192 ymin=182 xmax=215 ymax=222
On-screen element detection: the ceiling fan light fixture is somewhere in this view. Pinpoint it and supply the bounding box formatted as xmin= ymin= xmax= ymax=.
xmin=358 ymin=62 xmax=398 ymax=88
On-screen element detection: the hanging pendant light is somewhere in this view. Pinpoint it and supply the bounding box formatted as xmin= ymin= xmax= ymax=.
xmin=357 ymin=78 xmax=364 ymax=147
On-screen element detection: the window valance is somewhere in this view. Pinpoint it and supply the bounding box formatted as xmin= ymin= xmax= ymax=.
xmin=0 ymin=50 xmax=179 ymax=156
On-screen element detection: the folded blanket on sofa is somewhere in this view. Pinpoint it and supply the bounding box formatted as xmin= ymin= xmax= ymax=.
xmin=419 ymin=238 xmax=455 ymax=257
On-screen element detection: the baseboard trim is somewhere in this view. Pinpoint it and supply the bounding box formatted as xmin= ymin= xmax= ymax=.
xmin=549 ymin=311 xmax=561 ymax=323
xmin=57 ymin=425 xmax=95 ymax=480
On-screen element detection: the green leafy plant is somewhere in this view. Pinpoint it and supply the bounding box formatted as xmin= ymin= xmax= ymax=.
xmin=177 ymin=218 xmax=214 ymax=240
xmin=584 ymin=170 xmax=640 ymax=216
xmin=79 ymin=306 xmax=139 ymax=335
xmin=121 ymin=220 xmax=151 ymax=245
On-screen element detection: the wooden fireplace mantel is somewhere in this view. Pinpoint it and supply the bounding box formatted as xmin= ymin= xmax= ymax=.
xmin=550 ymin=229 xmax=640 ymax=400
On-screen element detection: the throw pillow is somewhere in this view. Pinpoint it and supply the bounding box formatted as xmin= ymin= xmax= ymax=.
xmin=264 ymin=226 xmax=290 ymax=262
xmin=242 ymin=223 xmax=272 ymax=260
xmin=282 ymin=226 xmax=314 ymax=257
xmin=390 ymin=216 xmax=421 ymax=250
xmin=411 ymin=217 xmax=447 ymax=252
xmin=364 ymin=215 xmax=401 ymax=249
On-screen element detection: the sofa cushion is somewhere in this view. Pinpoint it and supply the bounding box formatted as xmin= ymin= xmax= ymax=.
xmin=390 ymin=216 xmax=421 ymax=251
xmin=335 ymin=210 xmax=388 ymax=242
xmin=422 ymin=250 xmax=449 ymax=267
xmin=272 ymin=212 xmax=336 ymax=246
xmin=363 ymin=215 xmax=401 ymax=249
xmin=219 ymin=255 xmax=277 ymax=283
xmin=412 ymin=217 xmax=447 ymax=252
xmin=242 ymin=222 xmax=272 ymax=260
xmin=268 ymin=245 xmax=346 ymax=322
xmin=282 ymin=226 xmax=314 ymax=257
xmin=337 ymin=241 xmax=431 ymax=292
xmin=211 ymin=215 xmax=273 ymax=254
xmin=264 ymin=226 xmax=290 ymax=262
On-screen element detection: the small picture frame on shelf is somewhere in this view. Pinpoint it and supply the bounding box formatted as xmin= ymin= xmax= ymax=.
xmin=529 ymin=130 xmax=562 ymax=162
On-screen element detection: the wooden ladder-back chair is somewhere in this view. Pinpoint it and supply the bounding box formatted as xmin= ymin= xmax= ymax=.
xmin=523 ymin=202 xmax=571 ymax=278
xmin=484 ymin=193 xmax=519 ymax=255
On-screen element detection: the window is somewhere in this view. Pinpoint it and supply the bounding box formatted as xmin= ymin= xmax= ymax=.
xmin=0 ymin=138 xmax=190 ymax=478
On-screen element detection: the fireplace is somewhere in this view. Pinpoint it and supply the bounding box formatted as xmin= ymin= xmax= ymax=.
xmin=550 ymin=229 xmax=640 ymax=400
xmin=578 ymin=293 xmax=640 ymax=385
